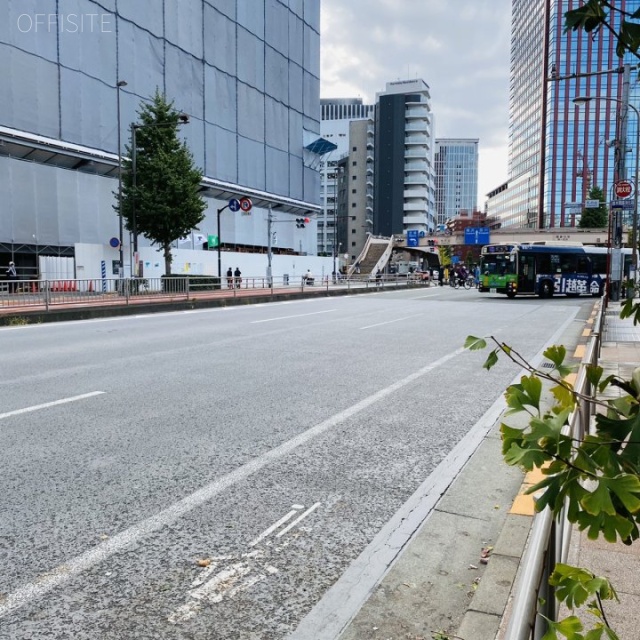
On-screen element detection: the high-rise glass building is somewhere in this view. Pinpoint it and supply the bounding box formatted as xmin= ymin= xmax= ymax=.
xmin=0 ymin=0 xmax=321 ymax=271
xmin=489 ymin=0 xmax=640 ymax=228
xmin=434 ymin=139 xmax=479 ymax=225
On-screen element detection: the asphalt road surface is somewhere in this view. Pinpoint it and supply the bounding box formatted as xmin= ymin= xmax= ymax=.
xmin=0 ymin=287 xmax=594 ymax=639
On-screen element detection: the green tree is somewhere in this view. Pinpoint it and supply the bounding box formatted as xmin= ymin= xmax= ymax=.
xmin=438 ymin=245 xmax=451 ymax=268
xmin=579 ymin=186 xmax=608 ymax=228
xmin=565 ymin=1 xmax=640 ymax=59
xmin=117 ymin=90 xmax=206 ymax=275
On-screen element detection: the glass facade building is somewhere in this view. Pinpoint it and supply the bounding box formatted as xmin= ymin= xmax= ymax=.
xmin=492 ymin=0 xmax=640 ymax=228
xmin=434 ymin=139 xmax=478 ymax=225
xmin=0 ymin=0 xmax=321 ymax=268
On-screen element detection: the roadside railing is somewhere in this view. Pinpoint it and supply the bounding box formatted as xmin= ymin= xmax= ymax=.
xmin=504 ymin=298 xmax=604 ymax=639
xmin=0 ymin=273 xmax=437 ymax=312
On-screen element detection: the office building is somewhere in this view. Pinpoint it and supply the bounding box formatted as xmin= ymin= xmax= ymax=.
xmin=0 ymin=0 xmax=322 ymax=275
xmin=319 ymin=98 xmax=374 ymax=262
xmin=488 ymin=0 xmax=640 ymax=228
xmin=374 ymin=79 xmax=436 ymax=237
xmin=434 ymin=138 xmax=479 ymax=226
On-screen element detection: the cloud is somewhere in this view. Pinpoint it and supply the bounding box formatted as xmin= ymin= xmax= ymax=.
xmin=321 ymin=0 xmax=512 ymax=202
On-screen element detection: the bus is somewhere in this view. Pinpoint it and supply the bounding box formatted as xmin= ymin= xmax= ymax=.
xmin=478 ymin=242 xmax=634 ymax=298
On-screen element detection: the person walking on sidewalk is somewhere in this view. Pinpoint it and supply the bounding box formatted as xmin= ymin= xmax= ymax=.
xmin=6 ymin=261 xmax=17 ymax=293
xmin=233 ymin=267 xmax=242 ymax=289
xmin=226 ymin=267 xmax=233 ymax=289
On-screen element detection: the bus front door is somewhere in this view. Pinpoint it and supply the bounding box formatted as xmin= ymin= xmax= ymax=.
xmin=518 ymin=255 xmax=536 ymax=294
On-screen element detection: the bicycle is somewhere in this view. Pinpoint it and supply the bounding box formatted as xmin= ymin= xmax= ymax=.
xmin=449 ymin=276 xmax=459 ymax=289
xmin=463 ymin=276 xmax=475 ymax=290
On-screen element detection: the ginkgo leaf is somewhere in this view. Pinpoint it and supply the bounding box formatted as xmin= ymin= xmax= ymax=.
xmin=464 ymin=335 xmax=487 ymax=350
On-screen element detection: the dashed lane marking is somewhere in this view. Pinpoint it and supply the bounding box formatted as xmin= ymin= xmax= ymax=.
xmin=0 ymin=391 xmax=105 ymax=420
xmin=251 ymin=309 xmax=337 ymax=323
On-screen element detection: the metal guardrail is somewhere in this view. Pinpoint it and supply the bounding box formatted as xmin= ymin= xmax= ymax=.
xmin=0 ymin=274 xmax=441 ymax=312
xmin=505 ymin=298 xmax=604 ymax=639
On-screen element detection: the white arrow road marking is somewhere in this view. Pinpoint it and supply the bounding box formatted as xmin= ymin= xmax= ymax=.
xmin=0 ymin=391 xmax=105 ymax=420
xmin=168 ymin=504 xmax=321 ymax=624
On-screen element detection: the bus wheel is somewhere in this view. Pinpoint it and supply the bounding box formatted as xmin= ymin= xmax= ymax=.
xmin=506 ymin=290 xmax=517 ymax=299
xmin=539 ymin=280 xmax=554 ymax=298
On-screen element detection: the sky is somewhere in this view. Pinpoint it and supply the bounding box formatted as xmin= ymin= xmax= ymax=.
xmin=320 ymin=0 xmax=513 ymax=207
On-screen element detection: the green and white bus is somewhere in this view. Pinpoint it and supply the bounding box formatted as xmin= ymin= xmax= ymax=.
xmin=479 ymin=243 xmax=633 ymax=298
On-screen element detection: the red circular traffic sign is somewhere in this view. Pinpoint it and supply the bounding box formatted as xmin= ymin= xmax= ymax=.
xmin=614 ymin=180 xmax=634 ymax=198
xmin=239 ymin=197 xmax=253 ymax=212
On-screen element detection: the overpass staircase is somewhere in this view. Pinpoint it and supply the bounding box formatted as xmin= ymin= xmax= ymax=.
xmin=348 ymin=236 xmax=394 ymax=277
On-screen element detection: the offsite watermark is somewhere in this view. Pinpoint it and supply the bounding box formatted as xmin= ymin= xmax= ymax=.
xmin=16 ymin=13 xmax=114 ymax=33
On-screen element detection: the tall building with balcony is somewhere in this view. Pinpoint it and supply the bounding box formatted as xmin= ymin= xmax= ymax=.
xmin=374 ymin=79 xmax=436 ymax=237
xmin=488 ymin=0 xmax=640 ymax=229
xmin=0 ymin=0 xmax=322 ymax=272
xmin=319 ymin=98 xmax=374 ymax=258
xmin=434 ymin=139 xmax=479 ymax=225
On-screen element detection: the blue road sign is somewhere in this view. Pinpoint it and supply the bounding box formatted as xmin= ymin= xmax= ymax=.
xmin=611 ymin=199 xmax=635 ymax=210
xmin=229 ymin=198 xmax=241 ymax=212
xmin=464 ymin=227 xmax=490 ymax=245
xmin=406 ymin=230 xmax=419 ymax=247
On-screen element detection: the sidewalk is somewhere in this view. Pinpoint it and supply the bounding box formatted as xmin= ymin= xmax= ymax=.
xmin=331 ymin=300 xmax=640 ymax=640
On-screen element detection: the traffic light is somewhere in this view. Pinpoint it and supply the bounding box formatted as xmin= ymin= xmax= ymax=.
xmin=296 ymin=217 xmax=310 ymax=228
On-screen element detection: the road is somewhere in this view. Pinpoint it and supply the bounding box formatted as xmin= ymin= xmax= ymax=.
xmin=0 ymin=287 xmax=594 ymax=639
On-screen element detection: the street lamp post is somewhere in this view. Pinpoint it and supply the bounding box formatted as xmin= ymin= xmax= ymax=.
xmin=116 ymin=80 xmax=127 ymax=278
xmin=574 ymin=95 xmax=639 ymax=299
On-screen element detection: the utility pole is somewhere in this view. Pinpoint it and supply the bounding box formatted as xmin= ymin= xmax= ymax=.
xmin=267 ymin=204 xmax=273 ymax=286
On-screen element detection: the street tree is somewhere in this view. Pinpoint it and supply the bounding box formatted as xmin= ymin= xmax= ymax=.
xmin=579 ymin=186 xmax=608 ymax=228
xmin=565 ymin=1 xmax=640 ymax=58
xmin=117 ymin=90 xmax=206 ymax=275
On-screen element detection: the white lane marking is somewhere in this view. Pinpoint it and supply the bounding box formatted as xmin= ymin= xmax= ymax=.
xmin=0 ymin=347 xmax=464 ymax=621
xmin=170 ymin=503 xmax=320 ymax=624
xmin=251 ymin=309 xmax=337 ymax=324
xmin=249 ymin=507 xmax=301 ymax=547
xmin=276 ymin=503 xmax=321 ymax=538
xmin=0 ymin=392 xmax=105 ymax=420
xmin=359 ymin=313 xmax=423 ymax=330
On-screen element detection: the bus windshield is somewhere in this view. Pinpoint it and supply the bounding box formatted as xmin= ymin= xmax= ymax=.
xmin=480 ymin=254 xmax=516 ymax=276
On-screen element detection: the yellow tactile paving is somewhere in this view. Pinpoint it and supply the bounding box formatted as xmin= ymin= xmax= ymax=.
xmin=564 ymin=372 xmax=577 ymax=387
xmin=573 ymin=344 xmax=585 ymax=359
xmin=582 ymin=328 xmax=591 ymax=337
xmin=510 ymin=493 xmax=536 ymax=516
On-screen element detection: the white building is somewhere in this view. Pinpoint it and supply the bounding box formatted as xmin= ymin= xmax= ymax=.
xmin=374 ymin=79 xmax=436 ymax=237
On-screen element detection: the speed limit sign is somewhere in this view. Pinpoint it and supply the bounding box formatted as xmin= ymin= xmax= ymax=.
xmin=239 ymin=197 xmax=253 ymax=213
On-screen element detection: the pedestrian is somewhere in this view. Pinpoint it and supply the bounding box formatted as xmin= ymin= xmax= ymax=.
xmin=226 ymin=267 xmax=233 ymax=289
xmin=6 ymin=261 xmax=17 ymax=293
xmin=304 ymin=269 xmax=314 ymax=285
xmin=234 ymin=267 xmax=242 ymax=288
xmin=438 ymin=267 xmax=444 ymax=287
xmin=474 ymin=264 xmax=481 ymax=287
xmin=375 ymin=269 xmax=382 ymax=286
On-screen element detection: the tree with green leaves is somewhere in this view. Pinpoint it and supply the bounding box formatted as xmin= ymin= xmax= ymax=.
xmin=565 ymin=1 xmax=640 ymax=58
xmin=464 ymin=335 xmax=636 ymax=639
xmin=117 ymin=90 xmax=206 ymax=276
xmin=579 ymin=186 xmax=608 ymax=228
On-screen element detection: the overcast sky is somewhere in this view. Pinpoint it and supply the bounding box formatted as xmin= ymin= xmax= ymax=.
xmin=320 ymin=0 xmax=512 ymax=206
